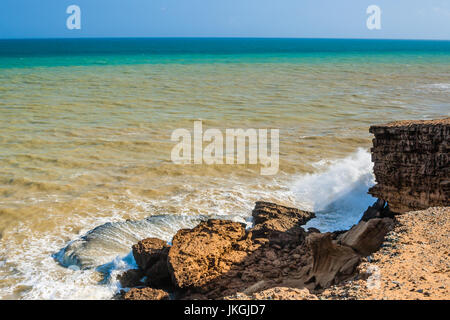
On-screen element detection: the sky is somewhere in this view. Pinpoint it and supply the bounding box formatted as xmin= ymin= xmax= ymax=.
xmin=0 ymin=0 xmax=450 ymax=40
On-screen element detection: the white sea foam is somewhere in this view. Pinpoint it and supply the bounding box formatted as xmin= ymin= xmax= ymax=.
xmin=421 ymin=83 xmax=450 ymax=91
xmin=291 ymin=148 xmax=376 ymax=231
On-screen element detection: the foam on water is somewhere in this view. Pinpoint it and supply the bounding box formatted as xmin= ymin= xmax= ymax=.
xmin=0 ymin=180 xmax=294 ymax=299
xmin=422 ymin=83 xmax=450 ymax=91
xmin=291 ymin=148 xmax=376 ymax=232
xmin=0 ymin=149 xmax=379 ymax=299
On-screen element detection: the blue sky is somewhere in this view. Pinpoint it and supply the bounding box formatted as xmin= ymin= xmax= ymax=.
xmin=1 ymin=0 xmax=449 ymax=39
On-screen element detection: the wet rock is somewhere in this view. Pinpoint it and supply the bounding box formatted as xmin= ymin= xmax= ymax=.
xmin=132 ymin=237 xmax=170 ymax=271
xmin=145 ymin=258 xmax=172 ymax=288
xmin=118 ymin=269 xmax=144 ymax=288
xmin=131 ymin=238 xmax=173 ymax=288
xmin=167 ymin=219 xmax=247 ymax=288
xmin=338 ymin=218 xmax=394 ymax=256
xmin=123 ymin=287 xmax=170 ymax=300
xmin=307 ymin=227 xmax=321 ymax=234
xmin=360 ymin=199 xmax=393 ymax=221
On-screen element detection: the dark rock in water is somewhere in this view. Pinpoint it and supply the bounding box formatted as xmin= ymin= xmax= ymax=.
xmin=167 ymin=219 xmax=247 ymax=288
xmin=360 ymin=199 xmax=393 ymax=222
xmin=132 ymin=238 xmax=170 ymax=271
xmin=118 ymin=269 xmax=144 ymax=288
xmin=123 ymin=287 xmax=169 ymax=300
xmin=145 ymin=257 xmax=172 ymax=288
xmin=131 ymin=237 xmax=172 ymax=288
xmin=337 ymin=217 xmax=394 ymax=256
xmin=54 ymin=215 xmax=208 ymax=269
xmin=251 ymin=201 xmax=315 ymax=246
xmin=307 ymin=227 xmax=321 ymax=234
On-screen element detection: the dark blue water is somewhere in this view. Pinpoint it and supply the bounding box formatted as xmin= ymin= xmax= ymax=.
xmin=1 ymin=38 xmax=449 ymax=57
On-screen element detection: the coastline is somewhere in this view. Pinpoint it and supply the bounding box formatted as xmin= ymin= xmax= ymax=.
xmin=319 ymin=207 xmax=449 ymax=300
xmin=224 ymin=206 xmax=449 ymax=300
xmin=117 ymin=118 xmax=449 ymax=300
xmin=119 ymin=203 xmax=449 ymax=300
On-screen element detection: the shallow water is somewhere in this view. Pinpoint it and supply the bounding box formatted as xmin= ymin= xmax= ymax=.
xmin=0 ymin=39 xmax=449 ymax=299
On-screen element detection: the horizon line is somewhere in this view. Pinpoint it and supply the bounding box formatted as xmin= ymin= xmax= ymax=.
xmin=1 ymin=36 xmax=450 ymax=42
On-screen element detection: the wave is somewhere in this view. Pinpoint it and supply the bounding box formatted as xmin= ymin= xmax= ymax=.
xmin=291 ymin=148 xmax=376 ymax=232
xmin=419 ymin=83 xmax=450 ymax=93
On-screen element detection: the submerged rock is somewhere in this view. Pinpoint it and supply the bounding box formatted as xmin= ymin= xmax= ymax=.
xmin=118 ymin=269 xmax=144 ymax=288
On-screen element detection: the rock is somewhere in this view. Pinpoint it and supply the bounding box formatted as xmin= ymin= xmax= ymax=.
xmin=131 ymin=238 xmax=174 ymax=288
xmin=167 ymin=219 xmax=247 ymax=288
xmin=338 ymin=218 xmax=394 ymax=256
xmin=132 ymin=237 xmax=170 ymax=271
xmin=122 ymin=201 xmax=393 ymax=298
xmin=145 ymin=258 xmax=172 ymax=288
xmin=251 ymin=287 xmax=319 ymax=300
xmin=305 ymin=232 xmax=361 ymax=289
xmin=118 ymin=269 xmax=144 ymax=288
xmin=242 ymin=280 xmax=268 ymax=295
xmin=251 ymin=201 xmax=315 ymax=245
xmin=226 ymin=287 xmax=318 ymax=300
xmin=360 ymin=199 xmax=393 ymax=221
xmin=123 ymin=287 xmax=170 ymax=300
xmin=369 ymin=118 xmax=450 ymax=213
xmin=307 ymin=227 xmax=321 ymax=234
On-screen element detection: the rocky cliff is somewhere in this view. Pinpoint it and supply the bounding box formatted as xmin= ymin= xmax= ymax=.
xmin=368 ymin=118 xmax=450 ymax=213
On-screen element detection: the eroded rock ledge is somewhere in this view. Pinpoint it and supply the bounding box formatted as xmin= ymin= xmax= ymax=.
xmin=369 ymin=118 xmax=450 ymax=213
xmin=120 ymin=201 xmax=393 ymax=300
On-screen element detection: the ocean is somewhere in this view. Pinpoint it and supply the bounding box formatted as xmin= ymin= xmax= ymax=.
xmin=0 ymin=38 xmax=449 ymax=299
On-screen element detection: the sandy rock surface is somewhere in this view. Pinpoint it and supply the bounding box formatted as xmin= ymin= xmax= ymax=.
xmin=319 ymin=207 xmax=449 ymax=300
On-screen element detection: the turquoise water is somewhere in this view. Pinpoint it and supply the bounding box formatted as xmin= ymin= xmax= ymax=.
xmin=0 ymin=38 xmax=449 ymax=299
xmin=1 ymin=38 xmax=449 ymax=67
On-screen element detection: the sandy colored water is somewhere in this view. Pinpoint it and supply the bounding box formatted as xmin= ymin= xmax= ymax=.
xmin=0 ymin=53 xmax=449 ymax=299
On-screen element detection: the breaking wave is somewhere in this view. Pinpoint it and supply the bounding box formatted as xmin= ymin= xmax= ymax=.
xmin=291 ymin=148 xmax=376 ymax=231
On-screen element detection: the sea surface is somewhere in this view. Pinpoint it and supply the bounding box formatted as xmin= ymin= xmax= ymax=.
xmin=0 ymin=38 xmax=449 ymax=299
